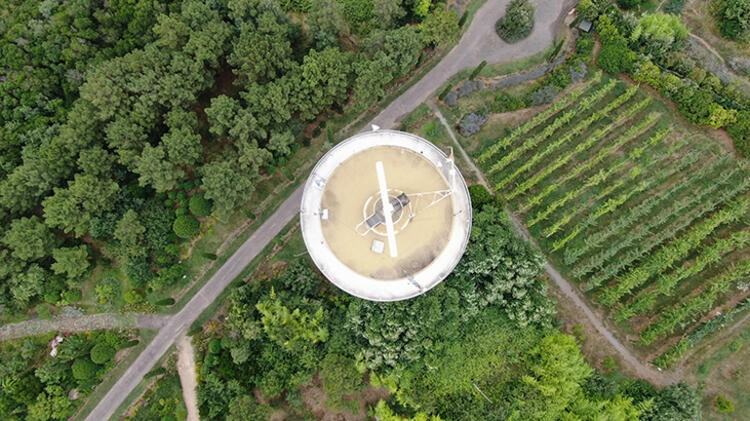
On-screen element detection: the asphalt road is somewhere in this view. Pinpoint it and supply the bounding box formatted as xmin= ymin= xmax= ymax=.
xmin=86 ymin=1 xmax=566 ymax=419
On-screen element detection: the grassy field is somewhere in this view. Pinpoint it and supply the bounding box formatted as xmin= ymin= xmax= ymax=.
xmin=454 ymin=71 xmax=750 ymax=371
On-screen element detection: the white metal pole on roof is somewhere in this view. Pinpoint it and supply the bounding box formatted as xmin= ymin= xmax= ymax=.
xmin=376 ymin=161 xmax=398 ymax=258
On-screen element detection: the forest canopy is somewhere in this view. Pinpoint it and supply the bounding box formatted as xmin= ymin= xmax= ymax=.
xmin=0 ymin=0 xmax=458 ymax=314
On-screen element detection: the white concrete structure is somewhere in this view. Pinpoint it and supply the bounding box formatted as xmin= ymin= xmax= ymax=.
xmin=300 ymin=130 xmax=472 ymax=301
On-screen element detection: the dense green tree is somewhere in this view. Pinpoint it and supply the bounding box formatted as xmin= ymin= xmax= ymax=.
xmin=172 ymin=215 xmax=200 ymax=239
xmin=114 ymin=210 xmax=147 ymax=260
xmin=189 ymin=194 xmax=214 ymax=217
xmin=43 ymin=174 xmax=119 ymax=236
xmin=77 ymin=146 xmax=116 ymax=176
xmin=256 ymin=290 xmax=329 ymax=350
xmin=134 ymin=144 xmax=185 ymax=192
xmin=728 ymin=110 xmax=750 ymax=157
xmin=576 ymin=0 xmax=603 ymax=21
xmin=26 ymin=385 xmax=75 ymax=421
xmin=163 ymin=109 xmax=203 ymax=166
xmin=228 ymin=11 xmax=294 ymax=85
xmin=712 ymin=0 xmax=750 ymax=42
xmin=412 ymin=0 xmax=431 ymax=18
xmin=308 ymin=0 xmax=349 ymax=49
xmin=495 ymin=0 xmax=535 ymax=43
xmin=421 ymin=7 xmax=460 ymax=46
xmin=71 ymin=358 xmax=99 ymax=381
xmin=373 ymin=0 xmax=406 ymax=29
xmin=597 ymin=15 xmax=637 ymax=73
xmin=206 ymin=95 xmax=241 ymax=138
xmin=2 ymin=216 xmax=57 ymax=261
xmin=51 ymin=246 xmax=90 ymax=282
xmin=632 ymin=13 xmax=688 ymax=59
xmin=454 ymin=206 xmax=555 ymax=327
xmin=90 ymin=343 xmax=117 ymax=365
xmin=293 ymin=47 xmax=354 ymax=120
xmin=9 ymin=264 xmax=47 ymax=306
xmin=641 ymin=383 xmax=702 ymax=421
xmin=618 ymin=0 xmax=645 ymax=9
xmin=352 ymin=52 xmax=395 ymax=107
xmin=266 ymin=130 xmax=296 ymax=157
xmin=227 ymin=394 xmax=271 ymax=421
xmin=320 ymin=353 xmax=363 ymax=408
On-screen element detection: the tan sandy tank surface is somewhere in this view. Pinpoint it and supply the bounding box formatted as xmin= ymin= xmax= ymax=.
xmin=320 ymin=146 xmax=452 ymax=279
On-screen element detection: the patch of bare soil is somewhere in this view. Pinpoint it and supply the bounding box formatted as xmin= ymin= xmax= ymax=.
xmin=301 ymin=374 xmax=390 ymax=421
xmin=176 ymin=335 xmax=200 ymax=421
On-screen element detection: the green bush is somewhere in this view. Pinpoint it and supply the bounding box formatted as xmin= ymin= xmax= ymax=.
xmin=90 ymin=343 xmax=116 ymax=364
xmin=470 ymin=61 xmax=488 ymax=79
xmin=72 ymin=358 xmax=99 ymax=381
xmin=124 ymin=289 xmax=145 ymax=304
xmin=172 ymin=215 xmax=199 ymax=239
xmin=491 ymin=92 xmax=527 ymax=113
xmin=468 ymin=185 xmax=493 ymax=210
xmin=61 ymin=288 xmax=82 ymax=303
xmin=155 ymin=297 xmax=176 ymax=306
xmin=728 ymin=110 xmax=750 ymax=158
xmin=495 ymin=0 xmax=535 ymax=43
xmin=145 ymin=367 xmax=167 ymax=379
xmin=716 ymin=395 xmax=735 ymax=413
xmin=618 ymin=0 xmax=645 ymax=9
xmin=712 ymin=0 xmax=750 ymax=43
xmin=189 ymin=194 xmax=213 ymax=217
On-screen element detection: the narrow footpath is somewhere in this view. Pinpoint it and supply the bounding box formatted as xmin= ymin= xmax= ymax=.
xmin=176 ymin=335 xmax=200 ymax=421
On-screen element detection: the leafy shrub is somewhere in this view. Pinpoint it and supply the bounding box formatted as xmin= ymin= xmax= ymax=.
xmin=458 ymin=113 xmax=488 ymax=136
xmin=173 ymin=215 xmax=199 ymax=239
xmin=712 ymin=0 xmax=750 ymax=42
xmin=61 ymin=289 xmax=82 ymax=303
xmin=72 ymin=358 xmax=98 ymax=381
xmin=124 ymin=289 xmax=145 ymax=304
xmin=189 ymin=194 xmax=213 ymax=217
xmin=95 ymin=277 xmax=120 ymax=304
xmin=155 ymin=297 xmax=176 ymax=306
xmin=491 ymin=92 xmax=527 ymax=112
xmin=495 ymin=0 xmax=535 ymax=43
xmin=728 ymin=111 xmax=750 ymax=158
xmin=468 ymin=185 xmax=492 ymax=210
xmin=470 ymin=61 xmax=488 ymax=79
xmin=716 ymin=395 xmax=735 ymax=413
xmin=575 ymin=34 xmax=595 ymax=59
xmin=618 ymin=0 xmax=645 ymax=9
xmin=438 ymin=82 xmax=455 ymax=101
xmin=90 ymin=343 xmax=116 ymax=364
xmin=597 ymin=16 xmax=636 ymax=73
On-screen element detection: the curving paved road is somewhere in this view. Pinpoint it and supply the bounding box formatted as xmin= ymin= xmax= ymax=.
xmin=85 ymin=1 xmax=566 ymax=419
xmin=371 ymin=0 xmax=564 ymax=130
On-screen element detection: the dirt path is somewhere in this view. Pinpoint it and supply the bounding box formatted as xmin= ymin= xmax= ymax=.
xmin=689 ymin=33 xmax=726 ymax=64
xmin=0 ymin=313 xmax=167 ymax=341
xmin=431 ymin=99 xmax=679 ymax=386
xmin=427 ymin=101 xmax=493 ymax=190
xmin=176 ymin=335 xmax=200 ymax=421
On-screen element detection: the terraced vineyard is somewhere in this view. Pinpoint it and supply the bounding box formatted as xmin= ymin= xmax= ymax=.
xmin=477 ymin=73 xmax=750 ymax=367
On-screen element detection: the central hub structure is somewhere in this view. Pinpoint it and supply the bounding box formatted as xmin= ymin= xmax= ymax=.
xmin=300 ymin=129 xmax=472 ymax=301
